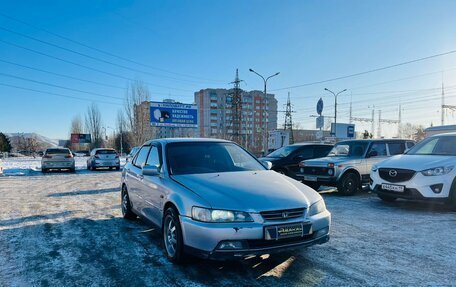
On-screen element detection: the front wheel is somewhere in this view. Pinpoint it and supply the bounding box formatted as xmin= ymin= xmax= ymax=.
xmin=378 ymin=194 xmax=397 ymax=202
xmin=445 ymin=181 xmax=456 ymax=211
xmin=163 ymin=208 xmax=186 ymax=264
xmin=337 ymin=173 xmax=360 ymax=196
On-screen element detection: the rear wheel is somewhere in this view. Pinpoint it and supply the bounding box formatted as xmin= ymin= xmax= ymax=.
xmin=378 ymin=194 xmax=397 ymax=202
xmin=337 ymin=172 xmax=360 ymax=196
xmin=116 ymin=166 xmax=120 ymax=171
xmin=121 ymin=186 xmax=136 ymax=220
xmin=42 ymin=168 xmax=48 ymax=173
xmin=69 ymin=167 xmax=75 ymax=173
xmin=163 ymin=207 xmax=186 ymax=264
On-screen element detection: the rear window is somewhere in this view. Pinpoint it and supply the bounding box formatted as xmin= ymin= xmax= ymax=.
xmin=96 ymin=149 xmax=116 ymax=155
xmin=46 ymin=149 xmax=70 ymax=155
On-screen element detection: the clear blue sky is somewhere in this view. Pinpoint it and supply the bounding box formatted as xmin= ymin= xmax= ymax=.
xmin=1 ymin=0 xmax=456 ymax=139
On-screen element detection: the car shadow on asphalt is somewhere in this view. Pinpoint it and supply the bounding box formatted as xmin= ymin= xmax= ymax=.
xmin=0 ymin=211 xmax=73 ymax=227
xmin=47 ymin=187 xmax=119 ymax=197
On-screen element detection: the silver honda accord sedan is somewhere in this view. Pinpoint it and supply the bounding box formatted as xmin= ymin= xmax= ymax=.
xmin=121 ymin=138 xmax=331 ymax=263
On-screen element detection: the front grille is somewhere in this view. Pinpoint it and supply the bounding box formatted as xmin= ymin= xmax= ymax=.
xmin=303 ymin=167 xmax=333 ymax=176
xmin=379 ymin=168 xmax=416 ymax=183
xmin=260 ymin=208 xmax=305 ymax=221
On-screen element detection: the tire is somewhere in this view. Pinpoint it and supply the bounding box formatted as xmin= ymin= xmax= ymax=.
xmin=42 ymin=168 xmax=48 ymax=173
xmin=303 ymin=181 xmax=321 ymax=191
xmin=445 ymin=180 xmax=456 ymax=211
xmin=121 ymin=186 xmax=137 ymax=220
xmin=69 ymin=167 xmax=75 ymax=173
xmin=378 ymin=194 xmax=397 ymax=202
xmin=163 ymin=207 xmax=186 ymax=264
xmin=116 ymin=166 xmax=120 ymax=171
xmin=337 ymin=172 xmax=360 ymax=196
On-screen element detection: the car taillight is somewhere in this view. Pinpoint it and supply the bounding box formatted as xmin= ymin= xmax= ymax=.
xmin=65 ymin=155 xmax=73 ymax=158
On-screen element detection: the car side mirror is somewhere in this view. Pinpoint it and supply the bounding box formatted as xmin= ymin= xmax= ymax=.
xmin=367 ymin=150 xmax=378 ymax=158
xmin=142 ymin=164 xmax=161 ymax=176
xmin=261 ymin=160 xmax=273 ymax=170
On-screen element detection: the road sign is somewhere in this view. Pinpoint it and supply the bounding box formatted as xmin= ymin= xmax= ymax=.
xmin=150 ymin=102 xmax=198 ymax=128
xmin=316 ymin=116 xmax=324 ymax=129
xmin=316 ymin=98 xmax=324 ymax=115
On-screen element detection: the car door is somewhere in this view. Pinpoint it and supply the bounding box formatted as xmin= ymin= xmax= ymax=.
xmin=365 ymin=142 xmax=388 ymax=177
xmin=287 ymin=146 xmax=315 ymax=175
xmin=126 ymin=145 xmax=151 ymax=213
xmin=136 ymin=144 xmax=164 ymax=226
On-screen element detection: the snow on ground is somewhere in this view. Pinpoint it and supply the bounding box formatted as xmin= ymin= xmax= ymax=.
xmin=0 ymin=156 xmax=127 ymax=176
xmin=0 ymin=171 xmax=454 ymax=286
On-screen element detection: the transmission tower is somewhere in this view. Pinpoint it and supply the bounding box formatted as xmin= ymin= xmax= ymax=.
xmin=283 ymin=92 xmax=295 ymax=144
xmin=441 ymin=82 xmax=456 ymax=125
xmin=230 ymin=69 xmax=243 ymax=145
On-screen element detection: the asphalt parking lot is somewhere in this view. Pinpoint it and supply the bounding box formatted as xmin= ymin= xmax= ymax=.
xmin=0 ymin=171 xmax=455 ymax=286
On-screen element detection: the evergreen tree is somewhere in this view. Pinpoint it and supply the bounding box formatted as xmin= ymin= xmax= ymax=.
xmin=0 ymin=133 xmax=12 ymax=152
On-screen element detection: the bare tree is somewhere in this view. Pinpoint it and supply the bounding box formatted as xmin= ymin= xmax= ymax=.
xmin=124 ymin=80 xmax=151 ymax=146
xmin=69 ymin=115 xmax=84 ymax=151
xmin=85 ymin=103 xmax=103 ymax=148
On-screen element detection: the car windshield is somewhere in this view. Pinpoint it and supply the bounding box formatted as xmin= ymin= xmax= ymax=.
xmin=46 ymin=149 xmax=70 ymax=155
xmin=267 ymin=145 xmax=300 ymax=158
xmin=167 ymin=142 xmax=265 ymax=175
xmin=406 ymin=135 xmax=456 ymax=156
xmin=96 ymin=150 xmax=116 ymax=155
xmin=328 ymin=141 xmax=369 ymax=157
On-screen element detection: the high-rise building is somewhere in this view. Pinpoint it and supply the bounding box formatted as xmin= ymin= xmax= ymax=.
xmin=195 ymin=88 xmax=277 ymax=154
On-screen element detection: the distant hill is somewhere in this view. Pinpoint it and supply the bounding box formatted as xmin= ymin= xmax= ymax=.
xmin=6 ymin=133 xmax=61 ymax=151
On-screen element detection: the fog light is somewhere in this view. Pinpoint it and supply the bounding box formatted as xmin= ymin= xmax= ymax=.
xmin=430 ymin=184 xmax=443 ymax=194
xmin=328 ymin=169 xmax=334 ymax=176
xmin=315 ymin=227 xmax=329 ymax=237
xmin=217 ymin=241 xmax=245 ymax=250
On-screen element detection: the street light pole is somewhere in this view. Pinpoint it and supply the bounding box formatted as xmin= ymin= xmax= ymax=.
xmin=324 ymin=88 xmax=347 ymax=136
xmin=249 ymin=69 xmax=280 ymax=156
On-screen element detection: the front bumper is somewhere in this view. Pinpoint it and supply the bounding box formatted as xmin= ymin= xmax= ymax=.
xmin=179 ymin=210 xmax=331 ymax=259
xmin=370 ymin=170 xmax=453 ymax=200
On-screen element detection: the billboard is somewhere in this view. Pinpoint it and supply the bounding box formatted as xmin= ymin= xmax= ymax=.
xmin=150 ymin=102 xmax=198 ymax=128
xmin=330 ymin=123 xmax=355 ymax=139
xmin=70 ymin=133 xmax=92 ymax=144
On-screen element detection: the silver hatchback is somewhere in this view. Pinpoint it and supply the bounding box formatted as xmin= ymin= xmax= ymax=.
xmin=121 ymin=138 xmax=331 ymax=263
xmin=87 ymin=148 xmax=120 ymax=170
xmin=41 ymin=148 xmax=75 ymax=173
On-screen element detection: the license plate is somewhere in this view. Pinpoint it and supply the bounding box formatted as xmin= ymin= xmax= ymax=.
xmin=265 ymin=222 xmax=312 ymax=240
xmin=381 ymin=183 xmax=405 ymax=192
xmin=304 ymin=176 xmax=317 ymax=182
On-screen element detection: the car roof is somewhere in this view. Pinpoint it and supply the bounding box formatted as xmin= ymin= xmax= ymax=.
xmin=432 ymin=132 xmax=456 ymax=137
xmin=144 ymin=137 xmax=232 ymax=145
xmin=337 ymin=138 xmax=413 ymax=144
xmin=290 ymin=142 xmax=333 ymax=146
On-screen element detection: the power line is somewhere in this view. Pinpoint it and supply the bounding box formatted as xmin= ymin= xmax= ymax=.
xmin=0 ymin=82 xmax=122 ymax=106
xmin=0 ymin=12 xmax=224 ymax=83
xmin=272 ymin=49 xmax=456 ymax=91
xmin=0 ymin=72 xmax=124 ymax=101
xmin=0 ymin=39 xmax=194 ymax=92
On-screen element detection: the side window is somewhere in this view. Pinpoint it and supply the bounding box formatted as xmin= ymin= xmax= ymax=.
xmin=406 ymin=141 xmax=415 ymax=149
xmin=315 ymin=146 xmax=332 ymax=158
xmin=145 ymin=146 xmax=161 ymax=168
xmin=388 ymin=142 xmax=406 ymax=155
xmin=133 ymin=146 xmax=151 ymax=168
xmin=296 ymin=147 xmax=314 ymax=160
xmin=369 ymin=142 xmax=387 ymax=157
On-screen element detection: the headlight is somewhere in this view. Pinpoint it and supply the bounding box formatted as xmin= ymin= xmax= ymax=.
xmin=372 ymin=164 xmax=378 ymax=172
xmin=421 ymin=166 xmax=454 ymax=176
xmin=192 ymin=207 xmax=253 ymax=223
xmin=308 ymin=200 xmax=327 ymax=216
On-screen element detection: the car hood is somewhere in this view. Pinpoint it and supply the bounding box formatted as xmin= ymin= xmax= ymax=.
xmin=377 ymin=154 xmax=455 ymax=170
xmin=303 ymin=156 xmax=362 ymax=166
xmin=171 ymin=170 xmax=321 ymax=212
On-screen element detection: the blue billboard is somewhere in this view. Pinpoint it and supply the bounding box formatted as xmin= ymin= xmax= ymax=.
xmin=150 ymin=101 xmax=198 ymax=128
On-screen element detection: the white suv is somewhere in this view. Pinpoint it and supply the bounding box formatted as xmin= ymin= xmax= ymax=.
xmin=370 ymin=133 xmax=456 ymax=209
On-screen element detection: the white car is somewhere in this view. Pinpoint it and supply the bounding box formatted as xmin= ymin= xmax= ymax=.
xmin=370 ymin=133 xmax=456 ymax=209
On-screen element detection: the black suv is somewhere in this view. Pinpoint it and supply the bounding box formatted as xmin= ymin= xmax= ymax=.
xmin=259 ymin=143 xmax=333 ymax=180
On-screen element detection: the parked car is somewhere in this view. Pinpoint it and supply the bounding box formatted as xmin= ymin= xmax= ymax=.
xmin=87 ymin=148 xmax=120 ymax=170
xmin=370 ymin=133 xmax=456 ymax=209
xmin=41 ymin=148 xmax=75 ymax=173
xmin=121 ymin=138 xmax=331 ymax=263
xmin=259 ymin=143 xmax=333 ymax=179
xmin=297 ymin=139 xmax=415 ymax=195
xmin=126 ymin=146 xmax=140 ymax=162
